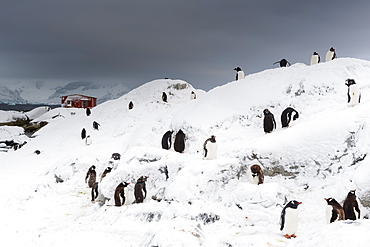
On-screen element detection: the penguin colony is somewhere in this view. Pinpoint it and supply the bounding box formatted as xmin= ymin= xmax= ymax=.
xmin=77 ymin=47 xmax=364 ymax=240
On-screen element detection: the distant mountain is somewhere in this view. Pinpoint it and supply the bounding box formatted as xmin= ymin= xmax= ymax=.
xmin=0 ymin=81 xmax=130 ymax=105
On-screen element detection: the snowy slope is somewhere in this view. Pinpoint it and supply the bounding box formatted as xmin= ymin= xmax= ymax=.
xmin=1 ymin=59 xmax=370 ymax=246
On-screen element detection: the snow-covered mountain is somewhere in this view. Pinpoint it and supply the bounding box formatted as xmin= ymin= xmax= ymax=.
xmin=1 ymin=58 xmax=370 ymax=246
xmin=0 ymin=80 xmax=130 ymax=104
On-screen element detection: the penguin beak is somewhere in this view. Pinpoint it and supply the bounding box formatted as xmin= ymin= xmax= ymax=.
xmin=298 ymin=202 xmax=302 ymax=204
xmin=324 ymin=198 xmax=328 ymax=201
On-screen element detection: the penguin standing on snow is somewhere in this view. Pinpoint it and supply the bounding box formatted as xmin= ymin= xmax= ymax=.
xmin=114 ymin=182 xmax=130 ymax=206
xmin=161 ymin=130 xmax=173 ymax=150
xmin=326 ymin=47 xmax=337 ymax=62
xmin=281 ymin=107 xmax=299 ymax=128
xmin=325 ymin=197 xmax=345 ymax=224
xmin=86 ymin=108 xmax=91 ymax=116
xmin=128 ymin=101 xmax=134 ymax=110
xmin=263 ymin=109 xmax=276 ymax=133
xmin=343 ymin=190 xmax=361 ymax=220
xmin=174 ymin=129 xmax=186 ymax=153
xmin=85 ymin=135 xmax=92 ymax=146
xmin=81 ymin=128 xmax=87 ymax=140
xmin=233 ymin=67 xmax=245 ymax=81
xmin=247 ymin=164 xmax=264 ymax=185
xmin=203 ymin=135 xmax=217 ymax=160
xmin=190 ymin=91 xmax=196 ymax=100
xmin=85 ymin=165 xmax=96 ymax=188
xmin=345 ymin=79 xmax=361 ymax=107
xmin=162 ymin=92 xmax=168 ymax=103
xmin=273 ymin=59 xmax=291 ymax=67
xmin=310 ymin=52 xmax=320 ymax=65
xmin=280 ymin=200 xmax=302 ymax=239
xmin=92 ymin=121 xmax=100 ymax=130
xmin=134 ymin=176 xmax=148 ymax=203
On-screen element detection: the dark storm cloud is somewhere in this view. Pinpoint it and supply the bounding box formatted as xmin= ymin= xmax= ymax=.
xmin=1 ymin=1 xmax=370 ymax=90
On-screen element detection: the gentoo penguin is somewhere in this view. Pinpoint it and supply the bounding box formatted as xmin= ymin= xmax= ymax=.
xmin=134 ymin=176 xmax=149 ymax=203
xmin=203 ymin=135 xmax=217 ymax=160
xmin=263 ymin=109 xmax=276 ymax=133
xmin=162 ymin=92 xmax=168 ymax=103
xmin=81 ymin=128 xmax=87 ymax=139
xmin=190 ymin=91 xmax=196 ymax=100
xmin=345 ymin=79 xmax=361 ymax=107
xmin=280 ymin=200 xmax=302 ymax=239
xmin=281 ymin=107 xmax=299 ymax=128
xmin=343 ymin=190 xmax=361 ymax=220
xmin=111 ymin=153 xmax=121 ymax=160
xmin=85 ymin=165 xmax=96 ymax=188
xmin=128 ymin=101 xmax=134 ymax=110
xmin=114 ymin=182 xmax=130 ymax=206
xmin=92 ymin=121 xmax=100 ymax=130
xmin=325 ymin=197 xmax=345 ymax=224
xmin=274 ymin=59 xmax=291 ymax=67
xmin=174 ymin=129 xmax=186 ymax=153
xmin=91 ymin=182 xmax=99 ymax=202
xmin=161 ymin=130 xmax=173 ymax=150
xmin=247 ymin=164 xmax=264 ymax=185
xmin=310 ymin=52 xmax=320 ymax=65
xmin=100 ymin=167 xmax=112 ymax=182
xmin=325 ymin=47 xmax=337 ymax=62
xmin=233 ymin=67 xmax=245 ymax=81
xmin=85 ymin=135 xmax=92 ymax=145
xmin=86 ymin=108 xmax=91 ymax=116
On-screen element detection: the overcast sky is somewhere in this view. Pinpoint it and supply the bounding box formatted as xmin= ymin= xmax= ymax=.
xmin=1 ymin=1 xmax=370 ymax=91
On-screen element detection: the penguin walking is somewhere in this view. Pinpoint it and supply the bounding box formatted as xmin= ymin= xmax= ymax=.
xmin=174 ymin=129 xmax=186 ymax=153
xmin=162 ymin=92 xmax=168 ymax=103
xmin=325 ymin=197 xmax=345 ymax=224
xmin=233 ymin=67 xmax=245 ymax=81
xmin=114 ymin=182 xmax=130 ymax=206
xmin=310 ymin=52 xmax=320 ymax=65
xmin=281 ymin=107 xmax=299 ymax=128
xmin=128 ymin=101 xmax=134 ymax=110
xmin=91 ymin=182 xmax=99 ymax=202
xmin=85 ymin=135 xmax=92 ymax=145
xmin=81 ymin=128 xmax=87 ymax=140
xmin=92 ymin=121 xmax=100 ymax=130
xmin=325 ymin=47 xmax=337 ymax=62
xmin=203 ymin=135 xmax=217 ymax=160
xmin=345 ymin=79 xmax=361 ymax=107
xmin=100 ymin=167 xmax=112 ymax=182
xmin=161 ymin=130 xmax=173 ymax=150
xmin=263 ymin=109 xmax=276 ymax=133
xmin=343 ymin=190 xmax=361 ymax=220
xmin=190 ymin=91 xmax=196 ymax=100
xmin=85 ymin=165 xmax=96 ymax=188
xmin=280 ymin=200 xmax=302 ymax=239
xmin=247 ymin=164 xmax=264 ymax=185
xmin=134 ymin=176 xmax=149 ymax=203
xmin=273 ymin=59 xmax=291 ymax=67
xmin=86 ymin=108 xmax=91 ymax=116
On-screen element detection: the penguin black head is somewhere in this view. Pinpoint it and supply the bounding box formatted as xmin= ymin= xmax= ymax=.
xmin=313 ymin=52 xmax=318 ymax=55
xmin=348 ymin=190 xmax=356 ymax=196
xmin=210 ymin=135 xmax=216 ymax=142
xmin=123 ymin=182 xmax=130 ymax=187
xmin=263 ymin=109 xmax=270 ymax=115
xmin=325 ymin=197 xmax=339 ymax=205
xmin=234 ymin=67 xmax=242 ymax=72
xmin=137 ymin=176 xmax=149 ymax=182
xmin=91 ymin=165 xmax=96 ymax=170
xmin=345 ymin=79 xmax=356 ymax=87
xmin=286 ymin=200 xmax=302 ymax=209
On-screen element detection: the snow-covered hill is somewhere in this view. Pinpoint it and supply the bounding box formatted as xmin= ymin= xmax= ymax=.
xmin=0 ymin=80 xmax=130 ymax=104
xmin=1 ymin=58 xmax=370 ymax=246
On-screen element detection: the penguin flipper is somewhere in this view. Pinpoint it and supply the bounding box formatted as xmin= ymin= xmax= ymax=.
xmin=280 ymin=210 xmax=285 ymax=231
xmin=330 ymin=209 xmax=338 ymax=223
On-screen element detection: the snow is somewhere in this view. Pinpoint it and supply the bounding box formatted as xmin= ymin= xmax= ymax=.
xmin=1 ymin=58 xmax=370 ymax=246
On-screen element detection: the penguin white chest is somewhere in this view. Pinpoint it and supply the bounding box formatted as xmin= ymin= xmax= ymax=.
xmin=326 ymin=205 xmax=334 ymax=224
xmin=246 ymin=169 xmax=259 ymax=185
xmin=237 ymin=71 xmax=245 ymax=80
xmin=310 ymin=55 xmax=319 ymax=65
xmin=204 ymin=142 xmax=217 ymax=160
xmin=326 ymin=51 xmax=335 ymax=62
xmin=282 ymin=208 xmax=299 ymax=235
xmin=348 ymin=84 xmax=360 ymax=107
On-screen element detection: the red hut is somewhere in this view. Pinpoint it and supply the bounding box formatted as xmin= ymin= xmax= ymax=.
xmin=60 ymin=94 xmax=97 ymax=108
